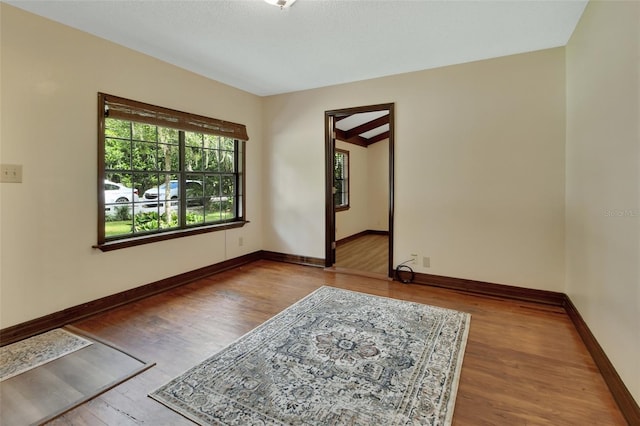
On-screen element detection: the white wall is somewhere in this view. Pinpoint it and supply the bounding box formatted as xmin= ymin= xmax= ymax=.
xmin=0 ymin=4 xmax=263 ymax=328
xmin=566 ymin=0 xmax=640 ymax=402
xmin=263 ymin=48 xmax=566 ymax=291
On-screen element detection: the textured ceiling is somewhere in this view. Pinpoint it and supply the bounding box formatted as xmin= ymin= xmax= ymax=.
xmin=5 ymin=0 xmax=588 ymax=96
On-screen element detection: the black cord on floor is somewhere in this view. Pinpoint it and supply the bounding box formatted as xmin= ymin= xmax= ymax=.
xmin=395 ymin=259 xmax=415 ymax=284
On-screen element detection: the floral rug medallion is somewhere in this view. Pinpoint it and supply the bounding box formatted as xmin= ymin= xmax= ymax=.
xmin=150 ymin=286 xmax=471 ymax=425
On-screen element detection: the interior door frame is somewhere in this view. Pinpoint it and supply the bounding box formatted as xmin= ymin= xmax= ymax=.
xmin=324 ymin=103 xmax=395 ymax=277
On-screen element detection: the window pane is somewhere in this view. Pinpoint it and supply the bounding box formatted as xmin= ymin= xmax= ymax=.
xmin=104 ymin=173 xmax=136 ymax=238
xmin=185 ymin=132 xmax=203 ymax=148
xmin=105 ymin=118 xmax=130 ymax=139
xmin=220 ymin=137 xmax=234 ymax=150
xmin=160 ymin=176 xmax=179 ymax=202
xmin=141 ymin=174 xmax=177 ymax=206
xmin=105 ymin=138 xmax=131 ymax=171
xmin=133 ymin=210 xmax=161 ymax=233
xmin=204 ymin=134 xmax=219 ymax=150
xmin=185 ymin=176 xmax=204 ymax=207
xmin=221 ymin=175 xmax=235 ymax=198
xmin=218 ymin=149 xmax=235 ymax=173
xmin=205 ymin=175 xmax=220 ymax=221
xmin=132 ymin=172 xmax=152 ymax=217
xmin=105 ymin=216 xmax=134 ymax=238
xmin=158 ymin=127 xmax=178 ymax=144
xmin=157 ymin=144 xmax=179 ymax=171
xmin=334 ymin=150 xmax=349 ymax=208
xmin=202 ymin=149 xmax=218 ymax=172
xmin=186 ymin=209 xmax=205 ymax=226
xmin=132 ymin=141 xmax=157 ymax=171
xmin=186 ymin=146 xmax=203 ymax=172
xmin=132 ymin=122 xmax=157 ymax=142
xmin=204 ymin=175 xmax=220 ymax=198
xmin=137 ymin=174 xmax=181 ymax=232
xmin=221 ymin=175 xmax=236 ymax=221
xmin=205 ymin=175 xmax=221 ymax=223
xmin=225 ymin=198 xmax=235 ymax=220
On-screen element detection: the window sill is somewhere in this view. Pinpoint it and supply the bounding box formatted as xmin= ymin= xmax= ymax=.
xmin=335 ymin=205 xmax=350 ymax=212
xmin=94 ymin=220 xmax=249 ymax=252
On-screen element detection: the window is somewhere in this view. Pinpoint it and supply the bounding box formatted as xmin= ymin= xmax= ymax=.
xmin=97 ymin=93 xmax=248 ymax=250
xmin=334 ymin=148 xmax=349 ymax=211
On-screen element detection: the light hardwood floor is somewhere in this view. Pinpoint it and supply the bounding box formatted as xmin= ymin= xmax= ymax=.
xmin=46 ymin=260 xmax=624 ymax=425
xmin=335 ymin=234 xmax=388 ymax=275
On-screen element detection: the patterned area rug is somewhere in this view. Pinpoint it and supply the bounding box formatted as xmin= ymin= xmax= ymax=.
xmin=150 ymin=286 xmax=471 ymax=425
xmin=0 ymin=328 xmax=92 ymax=381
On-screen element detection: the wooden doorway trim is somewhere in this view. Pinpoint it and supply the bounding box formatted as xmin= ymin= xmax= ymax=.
xmin=324 ymin=103 xmax=395 ymax=277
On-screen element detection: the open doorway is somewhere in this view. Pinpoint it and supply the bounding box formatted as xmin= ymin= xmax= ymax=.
xmin=325 ymin=103 xmax=394 ymax=278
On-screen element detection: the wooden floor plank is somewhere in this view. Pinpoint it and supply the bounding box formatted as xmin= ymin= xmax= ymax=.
xmin=40 ymin=260 xmax=626 ymax=425
xmin=336 ymin=234 xmax=388 ymax=275
xmin=1 ymin=334 xmax=150 ymax=425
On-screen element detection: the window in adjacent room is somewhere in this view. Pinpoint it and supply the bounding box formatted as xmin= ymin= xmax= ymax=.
xmin=334 ymin=148 xmax=349 ymax=211
xmin=97 ymin=93 xmax=248 ymax=250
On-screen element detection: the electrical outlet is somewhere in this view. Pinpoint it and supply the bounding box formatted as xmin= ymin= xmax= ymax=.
xmin=239 ymin=237 xmax=244 ymax=247
xmin=423 ymin=257 xmax=431 ymax=268
xmin=0 ymin=164 xmax=22 ymax=183
xmin=410 ymin=253 xmax=418 ymax=265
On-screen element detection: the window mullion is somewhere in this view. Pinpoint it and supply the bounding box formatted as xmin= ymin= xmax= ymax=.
xmin=129 ymin=122 xmax=135 ymax=173
xmin=179 ymin=131 xmax=186 ymax=228
xmin=234 ymin=139 xmax=240 ymax=219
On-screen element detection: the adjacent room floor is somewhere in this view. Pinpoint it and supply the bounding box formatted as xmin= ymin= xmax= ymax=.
xmin=38 ymin=260 xmax=624 ymax=424
xmin=335 ymin=234 xmax=388 ymax=276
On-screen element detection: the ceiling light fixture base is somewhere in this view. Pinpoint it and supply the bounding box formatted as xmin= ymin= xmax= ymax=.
xmin=264 ymin=0 xmax=298 ymax=9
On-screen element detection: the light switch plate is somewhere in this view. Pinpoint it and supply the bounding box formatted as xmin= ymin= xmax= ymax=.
xmin=1 ymin=164 xmax=23 ymax=183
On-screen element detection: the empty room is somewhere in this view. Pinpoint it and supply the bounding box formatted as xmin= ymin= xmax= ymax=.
xmin=1 ymin=0 xmax=638 ymax=424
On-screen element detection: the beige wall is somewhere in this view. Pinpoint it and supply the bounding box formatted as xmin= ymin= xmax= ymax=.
xmin=335 ymin=139 xmax=389 ymax=241
xmin=566 ymin=0 xmax=640 ymax=402
xmin=335 ymin=141 xmax=368 ymax=240
xmin=367 ymin=138 xmax=389 ymax=233
xmin=0 ymin=4 xmax=264 ymax=328
xmin=263 ymin=48 xmax=566 ymax=291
